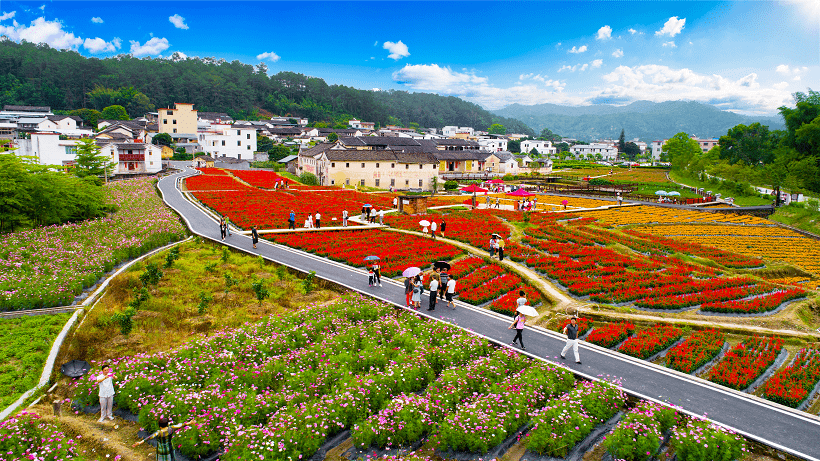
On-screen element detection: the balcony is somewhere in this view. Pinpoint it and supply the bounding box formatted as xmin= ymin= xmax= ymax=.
xmin=119 ymin=153 xmax=145 ymax=161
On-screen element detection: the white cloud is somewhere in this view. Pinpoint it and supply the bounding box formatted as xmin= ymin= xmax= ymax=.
xmin=383 ymin=40 xmax=409 ymax=60
xmin=655 ymin=16 xmax=685 ymax=37
xmin=628 ymin=28 xmax=637 ymax=34
xmin=91 ymin=16 xmax=103 ymax=24
xmin=256 ymin=51 xmax=280 ymax=62
xmin=590 ymin=59 xmax=603 ymax=69
xmin=568 ymin=45 xmax=588 ymax=54
xmin=774 ymin=82 xmax=790 ymax=90
xmin=169 ymin=14 xmax=188 ymax=30
xmin=0 ymin=11 xmax=15 ymax=21
xmin=0 ymin=17 xmax=83 ymax=49
xmin=392 ymin=64 xmax=574 ymax=109
xmin=38 ymin=5 xmax=45 ymax=11
xmin=662 ymin=41 xmax=677 ymax=48
xmin=129 ymin=37 xmax=170 ymax=56
xmin=373 ymin=40 xmax=378 ymax=46
xmin=83 ymin=37 xmax=121 ymax=53
xmin=597 ymin=64 xmax=792 ymax=113
xmin=776 ymin=64 xmax=808 ymax=82
xmin=612 ymin=48 xmax=624 ymax=58
xmin=558 ymin=63 xmax=589 ymax=73
xmin=596 ymin=25 xmax=612 ymax=41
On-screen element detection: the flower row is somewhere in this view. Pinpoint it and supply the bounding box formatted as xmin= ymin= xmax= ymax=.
xmin=700 ymin=288 xmax=807 ymax=314
xmin=760 ymin=348 xmax=820 ymax=408
xmin=617 ymin=324 xmax=684 ymax=360
xmin=664 ymin=329 xmax=726 ymax=374
xmin=706 ymin=336 xmax=783 ymax=391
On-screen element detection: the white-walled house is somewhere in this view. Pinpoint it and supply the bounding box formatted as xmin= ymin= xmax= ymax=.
xmin=197 ymin=124 xmax=257 ymax=160
xmin=650 ymin=141 xmax=665 ymax=160
xmin=442 ymin=126 xmax=474 ymax=137
xmin=570 ymin=143 xmax=618 ymax=161
xmin=520 ymin=140 xmax=556 ymax=156
xmin=478 ymin=138 xmax=508 ymax=152
xmin=14 ymin=132 xmax=80 ymax=166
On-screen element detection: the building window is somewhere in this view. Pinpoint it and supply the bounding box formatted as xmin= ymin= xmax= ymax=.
xmin=405 ymin=164 xmax=409 ymax=169
xmin=237 ymin=130 xmax=240 ymax=135
xmin=391 ymin=163 xmax=395 ymax=168
xmin=419 ymin=179 xmax=423 ymax=187
xmin=247 ymin=145 xmax=251 ymax=150
xmin=375 ymin=179 xmax=380 ymax=187
xmin=346 ymin=178 xmax=350 ymax=185
xmin=405 ymin=179 xmax=409 ymax=186
xmin=167 ymin=110 xmax=173 ymax=116
xmin=360 ymin=179 xmax=365 ymax=187
xmin=361 ymin=163 xmax=365 ymax=168
xmin=173 ymin=119 xmax=177 ymax=125
xmin=237 ymin=141 xmax=241 ymax=146
xmin=346 ymin=163 xmax=350 ymax=168
xmin=222 ymin=140 xmax=226 ymax=146
xmin=376 ymin=163 xmax=379 ymax=168
xmin=331 ymin=179 xmax=335 ymax=185
xmin=419 ymin=164 xmax=423 ymax=169
xmin=247 ymin=133 xmax=251 ymax=139
xmin=173 ymin=129 xmax=177 ymax=133
xmin=163 ymin=119 xmax=167 ymax=124
xmin=331 ymin=162 xmax=335 ymax=168
xmin=390 ymin=178 xmax=395 ymax=187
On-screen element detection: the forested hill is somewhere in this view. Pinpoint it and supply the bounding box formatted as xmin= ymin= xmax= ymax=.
xmin=492 ymin=100 xmax=785 ymax=141
xmin=0 ymin=41 xmax=533 ymax=134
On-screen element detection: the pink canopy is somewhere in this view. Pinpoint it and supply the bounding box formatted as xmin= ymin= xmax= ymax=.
xmin=486 ymin=179 xmax=505 ymax=184
xmin=460 ymin=184 xmax=489 ymax=193
xmin=507 ymin=188 xmax=534 ymax=197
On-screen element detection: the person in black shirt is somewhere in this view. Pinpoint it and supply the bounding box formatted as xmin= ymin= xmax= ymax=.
xmin=561 ymin=316 xmax=582 ymax=364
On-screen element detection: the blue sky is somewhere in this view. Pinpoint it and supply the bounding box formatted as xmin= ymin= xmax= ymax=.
xmin=0 ymin=1 xmax=817 ymax=115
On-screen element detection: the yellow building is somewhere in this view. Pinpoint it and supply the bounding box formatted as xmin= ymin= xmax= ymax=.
xmin=159 ymin=103 xmax=197 ymax=135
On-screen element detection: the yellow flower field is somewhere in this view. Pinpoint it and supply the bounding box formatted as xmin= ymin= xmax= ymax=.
xmin=583 ymin=206 xmax=773 ymax=227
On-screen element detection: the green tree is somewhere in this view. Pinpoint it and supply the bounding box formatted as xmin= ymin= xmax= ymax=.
xmin=618 ymin=129 xmax=626 ymax=153
xmin=529 ymin=148 xmax=540 ymax=157
xmin=152 ymin=133 xmax=174 ymax=147
xmin=0 ymin=154 xmax=32 ymax=232
xmin=327 ymin=132 xmax=339 ymax=142
xmin=488 ymin=123 xmax=506 ymax=135
xmin=257 ymin=135 xmax=274 ymax=152
xmin=69 ymin=108 xmax=102 ymax=130
xmin=100 ymin=105 xmax=130 ymax=121
xmin=73 ymin=137 xmax=112 ymax=178
xmin=251 ymin=278 xmax=269 ymax=307
xmin=717 ymin=123 xmax=778 ymax=165
xmin=88 ymin=86 xmax=116 ymax=111
xmin=299 ymin=172 xmax=319 ymax=185
xmin=663 ymin=132 xmax=702 ymax=171
xmin=508 ymin=139 xmax=521 ymax=153
xmin=623 ymin=142 xmax=641 ymax=162
xmin=556 ymin=142 xmax=570 ymax=152
xmin=268 ymin=144 xmax=292 ymax=162
xmin=539 ymin=127 xmax=561 ymax=143
xmin=778 ymin=89 xmax=820 ymax=156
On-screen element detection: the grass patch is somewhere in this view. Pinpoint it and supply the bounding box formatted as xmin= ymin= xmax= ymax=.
xmin=669 ymin=171 xmax=771 ymax=206
xmin=56 ymin=240 xmax=340 ymax=368
xmin=769 ymin=203 xmax=820 ymax=236
xmin=0 ymin=313 xmax=70 ymax=408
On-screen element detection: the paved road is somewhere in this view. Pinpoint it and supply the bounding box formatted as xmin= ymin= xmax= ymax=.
xmin=158 ymin=167 xmax=820 ymax=461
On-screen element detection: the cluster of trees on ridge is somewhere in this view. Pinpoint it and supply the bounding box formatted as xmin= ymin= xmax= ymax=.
xmin=0 ymin=41 xmax=533 ymax=135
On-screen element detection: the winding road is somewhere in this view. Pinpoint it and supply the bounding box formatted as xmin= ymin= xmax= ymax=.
xmin=158 ymin=166 xmax=820 ymax=461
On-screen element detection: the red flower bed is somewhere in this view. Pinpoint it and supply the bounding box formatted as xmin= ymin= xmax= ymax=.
xmin=760 ymin=348 xmax=820 ymax=408
xmin=385 ymin=211 xmax=509 ymax=249
xmin=185 ymin=174 xmax=252 ymax=191
xmin=195 ymin=167 xmax=230 ymax=175
xmin=586 ymin=322 xmax=636 ymax=348
xmin=229 ymin=169 xmax=296 ymax=188
xmin=700 ymin=289 xmax=807 ymax=314
xmin=634 ymin=283 xmax=770 ymax=310
xmin=448 ymin=256 xmax=487 ymax=278
xmin=488 ymin=286 xmax=543 ymax=317
xmin=458 ymin=273 xmax=522 ymax=305
xmin=706 ymin=337 xmax=783 ymax=390
xmin=267 ymin=229 xmax=462 ymax=277
xmin=617 ymin=325 xmax=684 ymax=359
xmin=454 ymin=264 xmax=506 ymax=292
xmin=664 ymin=329 xmax=726 ymax=374
xmin=556 ymin=317 xmax=593 ymax=337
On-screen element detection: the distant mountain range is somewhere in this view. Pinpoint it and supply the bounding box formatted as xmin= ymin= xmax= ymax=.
xmin=492 ymin=100 xmax=785 ymax=142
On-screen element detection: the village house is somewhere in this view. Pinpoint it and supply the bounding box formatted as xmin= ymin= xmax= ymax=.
xmin=192 ymin=155 xmax=216 ymax=168
xmin=98 ymin=140 xmax=163 ymax=175
xmin=197 ymin=123 xmax=257 ymax=160
xmin=159 ymin=103 xmax=197 ymax=135
xmin=570 ymin=143 xmax=619 ymax=161
xmin=520 ymin=140 xmax=557 ymax=156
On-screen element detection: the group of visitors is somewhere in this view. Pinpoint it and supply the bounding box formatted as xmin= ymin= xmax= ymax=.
xmin=517 ymin=198 xmax=537 ymax=211
xmin=219 ymin=217 xmax=232 ymax=240
xmin=368 ymin=262 xmax=382 ymax=287
xmin=489 ymin=234 xmax=506 ymax=261
xmin=271 ymin=180 xmax=289 ymax=191
xmin=404 ymin=266 xmax=456 ymax=311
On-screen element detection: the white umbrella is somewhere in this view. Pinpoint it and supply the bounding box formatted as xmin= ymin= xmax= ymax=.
xmin=419 ymin=220 xmax=431 ymax=227
xmin=402 ymin=267 xmax=421 ymax=277
xmin=516 ymin=305 xmax=539 ymax=317
xmin=654 ymin=190 xmax=668 ymax=196
xmin=667 ymin=191 xmax=681 ymax=196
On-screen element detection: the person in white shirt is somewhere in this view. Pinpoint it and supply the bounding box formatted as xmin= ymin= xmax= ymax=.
xmin=430 ymin=221 xmax=438 ymax=239
xmin=516 ymin=290 xmax=527 ymax=308
xmin=427 ymin=277 xmax=439 ymax=311
xmin=393 ymin=197 xmax=398 ymax=208
xmin=379 ymin=209 xmax=384 ymax=225
xmin=446 ymin=276 xmax=456 ymax=309
xmin=342 ymin=210 xmax=348 ymax=227
xmin=95 ymin=365 xmax=115 ymax=423
xmin=315 ymin=212 xmax=321 ymax=228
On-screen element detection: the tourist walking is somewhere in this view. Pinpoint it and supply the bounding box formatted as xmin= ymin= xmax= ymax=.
xmin=428 ymin=276 xmax=439 ymax=311
xmin=617 ymin=192 xmax=622 ymax=206
xmin=486 ymin=195 xmax=490 ymax=208
xmin=315 ymin=211 xmax=321 ymax=229
xmin=445 ymin=275 xmax=456 ymax=309
xmin=430 ymin=221 xmax=437 ymax=239
xmin=342 ymin=209 xmax=348 ymax=227
xmin=439 ymin=269 xmax=449 ymax=300
xmin=516 ymin=290 xmax=527 ymax=308
xmin=306 ymin=213 xmax=314 ymax=229
xmin=509 ymin=312 xmax=527 ymax=350
xmin=405 ymin=276 xmax=414 ymax=307
xmin=393 ymin=197 xmax=398 ymax=208
xmin=288 ymin=210 xmax=296 ymax=230
xmin=379 ymin=208 xmax=384 ymax=225
xmin=368 ymin=267 xmax=375 ymax=286
xmin=219 ymin=218 xmax=227 ymax=241
xmin=373 ymin=261 xmax=382 ymax=286
xmin=96 ymin=365 xmax=115 ymax=423
xmin=225 ymin=216 xmax=232 ymax=237
xmin=411 ymin=275 xmax=422 ymax=309
xmin=489 ymin=235 xmax=498 ymax=258
xmin=497 ymin=237 xmax=505 ymax=261
xmin=440 ymin=218 xmax=446 ymax=237
xmin=251 ymin=225 xmax=259 ymax=249
xmin=561 ymin=316 xmax=582 ymax=364
xmin=133 ymin=417 xmax=196 ymax=460
xmin=361 ymin=205 xmax=367 ymax=220
xmin=495 ymin=197 xmax=500 ymax=208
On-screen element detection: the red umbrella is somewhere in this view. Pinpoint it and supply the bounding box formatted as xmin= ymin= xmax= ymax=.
xmin=486 ymin=179 xmax=505 ymax=184
xmin=460 ymin=184 xmax=489 ymax=193
xmin=506 ymin=188 xmax=534 ymax=197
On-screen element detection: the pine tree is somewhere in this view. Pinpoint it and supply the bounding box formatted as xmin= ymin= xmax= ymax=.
xmin=73 ymin=137 xmax=112 ymax=178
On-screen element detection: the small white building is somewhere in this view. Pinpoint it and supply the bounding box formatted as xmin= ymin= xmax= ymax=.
xmin=99 ymin=141 xmax=163 ymax=175
xmin=197 ymin=124 xmax=257 ymax=160
xmin=442 ymin=126 xmax=474 ymax=137
xmin=14 ymin=132 xmax=79 ymax=166
xmin=520 ymin=140 xmax=557 ymax=156
xmin=478 ymin=138 xmax=508 ymax=152
xmin=650 ymin=141 xmax=665 ymax=160
xmin=570 ymin=143 xmax=618 ymax=161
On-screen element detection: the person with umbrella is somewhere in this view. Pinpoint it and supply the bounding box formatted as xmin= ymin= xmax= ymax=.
xmin=508 ymin=307 xmax=531 ymax=350
xmin=403 ymin=267 xmax=421 ymax=307
xmin=561 ymin=316 xmax=582 ymax=364
xmin=436 ymin=262 xmax=450 ymax=300
xmin=364 ymin=256 xmax=382 ymax=287
xmin=133 ymin=416 xmax=197 ymax=460
xmin=404 ymin=275 xmax=413 ymax=307
xmin=411 ymin=274 xmax=422 ymax=309
xmin=251 ymin=225 xmax=259 ymax=249
xmin=95 ymin=365 xmax=115 ymax=423
xmin=489 ymin=234 xmax=498 ymax=258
